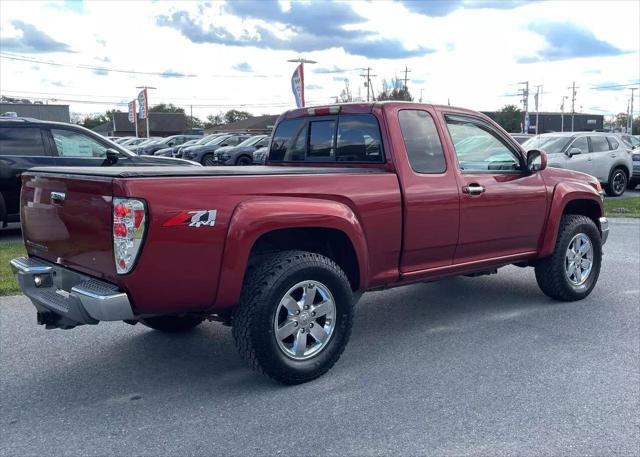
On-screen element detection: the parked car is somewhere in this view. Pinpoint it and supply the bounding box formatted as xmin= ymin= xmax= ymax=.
xmin=0 ymin=117 xmax=200 ymax=227
xmin=181 ymin=133 xmax=252 ymax=165
xmin=522 ymin=132 xmax=633 ymax=196
xmin=119 ymin=137 xmax=148 ymax=149
xmin=252 ymin=146 xmax=269 ymax=164
xmin=213 ymin=135 xmax=270 ymax=165
xmin=510 ymin=133 xmax=533 ymax=144
xmin=615 ymin=134 xmax=639 ymax=189
xmin=138 ymin=134 xmax=202 ymax=155
xmin=11 ymin=102 xmax=608 ymax=384
xmin=154 ymin=138 xmax=201 ymax=157
xmin=113 ymin=136 xmax=136 ymax=144
xmin=128 ymin=138 xmax=160 ymax=154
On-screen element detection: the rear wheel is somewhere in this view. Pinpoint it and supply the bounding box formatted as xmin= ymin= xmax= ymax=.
xmin=534 ymin=215 xmax=602 ymax=301
xmin=202 ymin=154 xmax=216 ymax=166
xmin=236 ymin=155 xmax=252 ymax=166
xmin=605 ymin=167 xmax=627 ymax=196
xmin=140 ymin=316 xmax=204 ymax=333
xmin=233 ymin=250 xmax=354 ymax=384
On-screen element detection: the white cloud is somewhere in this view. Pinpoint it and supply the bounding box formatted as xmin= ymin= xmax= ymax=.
xmin=0 ymin=0 xmax=637 ymax=119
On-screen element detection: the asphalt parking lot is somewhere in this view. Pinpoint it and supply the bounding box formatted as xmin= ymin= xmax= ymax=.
xmin=1 ymin=219 xmax=638 ymax=457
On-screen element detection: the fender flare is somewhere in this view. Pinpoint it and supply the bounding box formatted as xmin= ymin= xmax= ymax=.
xmin=214 ymin=197 xmax=369 ymax=309
xmin=539 ymin=182 xmax=604 ymax=257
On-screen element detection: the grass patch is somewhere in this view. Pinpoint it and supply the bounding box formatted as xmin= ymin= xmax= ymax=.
xmin=0 ymin=242 xmax=25 ymax=296
xmin=604 ymin=197 xmax=640 ymax=218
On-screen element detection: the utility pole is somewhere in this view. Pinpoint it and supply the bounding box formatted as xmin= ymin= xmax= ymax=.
xmin=360 ymin=67 xmax=376 ymax=102
xmin=136 ymin=85 xmax=156 ymax=138
xmin=560 ymin=95 xmax=568 ymax=132
xmin=568 ymin=81 xmax=578 ymax=132
xmin=402 ymin=65 xmax=411 ymax=92
xmin=629 ymin=87 xmax=637 ymax=134
xmin=534 ymin=84 xmax=542 ymax=135
xmin=518 ymin=81 xmax=529 ymax=133
xmin=419 ymin=88 xmax=424 ymax=103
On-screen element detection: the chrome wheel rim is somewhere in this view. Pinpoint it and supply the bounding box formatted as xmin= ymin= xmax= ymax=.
xmin=274 ymin=280 xmax=336 ymax=360
xmin=565 ymin=233 xmax=593 ymax=286
xmin=613 ymin=171 xmax=626 ymax=194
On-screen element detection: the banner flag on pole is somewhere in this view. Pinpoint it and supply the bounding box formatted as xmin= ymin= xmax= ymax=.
xmin=128 ymin=100 xmax=137 ymax=123
xmin=291 ymin=63 xmax=305 ymax=108
xmin=137 ymin=89 xmax=148 ymax=119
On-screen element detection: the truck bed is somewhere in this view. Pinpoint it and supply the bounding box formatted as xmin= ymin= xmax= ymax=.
xmin=26 ymin=165 xmax=389 ymax=179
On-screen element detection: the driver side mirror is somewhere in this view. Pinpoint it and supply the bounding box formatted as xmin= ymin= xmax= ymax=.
xmin=103 ymin=148 xmax=120 ymax=166
xmin=526 ymin=149 xmax=547 ymax=172
xmin=565 ymin=147 xmax=582 ymax=157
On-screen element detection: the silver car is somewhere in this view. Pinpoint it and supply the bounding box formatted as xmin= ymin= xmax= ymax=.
xmin=522 ymin=132 xmax=634 ymax=196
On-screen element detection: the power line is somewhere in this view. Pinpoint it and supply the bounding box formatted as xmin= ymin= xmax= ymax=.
xmin=0 ymin=52 xmax=281 ymax=79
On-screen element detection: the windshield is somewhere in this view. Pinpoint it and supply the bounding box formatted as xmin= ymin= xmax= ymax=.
xmin=522 ymin=135 xmax=572 ymax=154
xmin=208 ymin=135 xmax=230 ymax=145
xmin=238 ymin=136 xmax=265 ymax=147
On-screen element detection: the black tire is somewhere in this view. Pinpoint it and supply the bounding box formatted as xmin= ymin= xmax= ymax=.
xmin=202 ymin=154 xmax=216 ymax=166
xmin=232 ymin=250 xmax=354 ymax=384
xmin=604 ymin=167 xmax=627 ymax=197
xmin=534 ymin=215 xmax=602 ymax=301
xmin=236 ymin=155 xmax=252 ymax=166
xmin=140 ymin=316 xmax=204 ymax=333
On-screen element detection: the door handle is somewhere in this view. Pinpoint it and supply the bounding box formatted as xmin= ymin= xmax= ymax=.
xmin=462 ymin=184 xmax=485 ymax=196
xmin=50 ymin=191 xmax=66 ymax=204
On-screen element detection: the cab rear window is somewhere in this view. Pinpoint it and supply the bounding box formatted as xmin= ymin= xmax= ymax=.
xmin=269 ymin=114 xmax=384 ymax=163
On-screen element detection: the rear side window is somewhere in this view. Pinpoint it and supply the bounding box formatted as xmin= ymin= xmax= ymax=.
xmin=607 ymin=137 xmax=619 ymax=150
xmin=336 ymin=115 xmax=383 ymax=162
xmin=0 ymin=127 xmax=46 ymax=156
xmin=398 ymin=110 xmax=446 ymax=173
xmin=590 ymin=136 xmax=609 ymax=153
xmin=270 ymin=114 xmax=384 ymax=163
xmin=270 ymin=118 xmax=307 ymax=161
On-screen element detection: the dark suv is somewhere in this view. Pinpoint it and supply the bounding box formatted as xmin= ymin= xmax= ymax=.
xmin=0 ymin=117 xmax=199 ymax=226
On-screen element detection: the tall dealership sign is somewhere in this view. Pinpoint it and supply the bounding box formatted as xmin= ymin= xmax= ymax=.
xmin=128 ymin=100 xmax=138 ymax=137
xmin=137 ymin=88 xmax=149 ymax=138
xmin=291 ymin=64 xmax=305 ymax=108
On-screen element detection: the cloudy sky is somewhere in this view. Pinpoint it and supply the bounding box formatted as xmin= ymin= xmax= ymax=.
xmin=0 ymin=0 xmax=638 ymax=120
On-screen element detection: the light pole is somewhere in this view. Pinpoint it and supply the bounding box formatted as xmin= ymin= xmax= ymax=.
xmin=560 ymin=95 xmax=568 ymax=132
xmin=136 ymin=85 xmax=156 ymax=138
xmin=287 ymin=58 xmax=316 ymax=107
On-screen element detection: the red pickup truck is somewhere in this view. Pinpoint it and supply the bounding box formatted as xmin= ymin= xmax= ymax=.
xmin=11 ymin=102 xmax=609 ymax=384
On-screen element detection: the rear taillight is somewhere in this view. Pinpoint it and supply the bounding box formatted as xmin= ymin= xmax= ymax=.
xmin=113 ymin=198 xmax=146 ymax=274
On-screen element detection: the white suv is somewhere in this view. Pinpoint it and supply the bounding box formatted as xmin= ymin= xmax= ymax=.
xmin=522 ymin=132 xmax=633 ymax=196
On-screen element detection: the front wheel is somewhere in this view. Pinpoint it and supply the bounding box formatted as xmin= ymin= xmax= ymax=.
xmin=232 ymin=251 xmax=354 ymax=384
xmin=202 ymin=154 xmax=216 ymax=166
xmin=236 ymin=155 xmax=253 ymax=166
xmin=605 ymin=167 xmax=627 ymax=196
xmin=534 ymin=215 xmax=602 ymax=301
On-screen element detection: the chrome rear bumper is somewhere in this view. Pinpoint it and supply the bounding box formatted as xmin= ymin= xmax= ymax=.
xmin=10 ymin=256 xmax=133 ymax=329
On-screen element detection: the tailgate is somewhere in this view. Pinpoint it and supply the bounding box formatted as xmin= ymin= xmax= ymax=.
xmin=20 ymin=173 xmax=115 ymax=279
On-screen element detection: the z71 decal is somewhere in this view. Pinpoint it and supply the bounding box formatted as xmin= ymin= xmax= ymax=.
xmin=163 ymin=210 xmax=217 ymax=228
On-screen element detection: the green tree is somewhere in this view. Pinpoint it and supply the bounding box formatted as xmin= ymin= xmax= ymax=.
xmin=148 ymin=103 xmax=184 ymax=113
xmin=187 ymin=115 xmax=203 ymax=129
xmin=494 ymin=105 xmax=522 ymax=133
xmin=614 ymin=112 xmax=628 ymax=129
xmin=204 ymin=113 xmax=225 ymax=128
xmin=77 ymin=109 xmax=118 ymax=129
xmin=224 ymin=109 xmax=252 ymax=124
xmin=376 ymin=77 xmax=413 ymax=102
